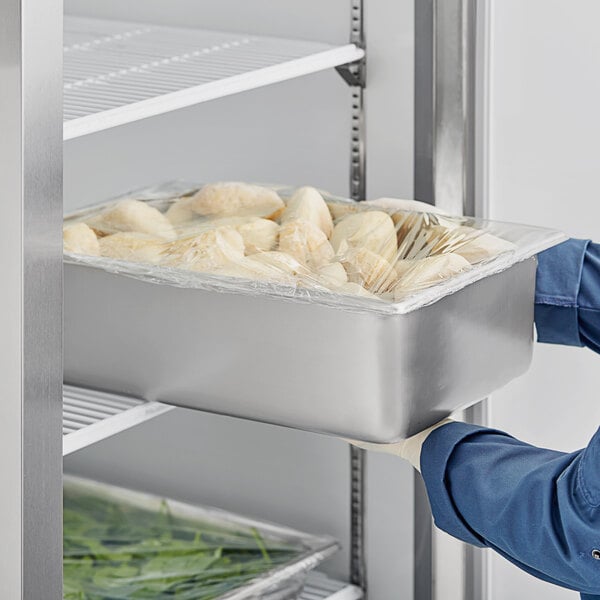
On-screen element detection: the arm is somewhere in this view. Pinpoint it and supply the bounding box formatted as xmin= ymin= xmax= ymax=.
xmin=535 ymin=239 xmax=600 ymax=353
xmin=419 ymin=239 xmax=600 ymax=595
xmin=422 ymin=423 xmax=600 ymax=595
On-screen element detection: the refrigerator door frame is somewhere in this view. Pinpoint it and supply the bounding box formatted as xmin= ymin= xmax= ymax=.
xmin=0 ymin=0 xmax=64 ymax=598
xmin=414 ymin=1 xmax=487 ymax=600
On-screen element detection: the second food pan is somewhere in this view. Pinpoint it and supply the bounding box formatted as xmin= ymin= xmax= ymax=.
xmin=63 ymin=183 xmax=565 ymax=442
xmin=64 ymin=476 xmax=338 ymax=600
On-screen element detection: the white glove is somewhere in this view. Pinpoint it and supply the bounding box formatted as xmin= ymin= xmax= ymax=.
xmin=348 ymin=419 xmax=453 ymax=472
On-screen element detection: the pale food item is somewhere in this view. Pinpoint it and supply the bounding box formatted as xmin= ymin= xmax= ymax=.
xmin=278 ymin=220 xmax=335 ymax=269
xmin=175 ymin=216 xmax=279 ymax=255
xmin=366 ymin=197 xmax=448 ymax=215
xmin=163 ymin=227 xmax=245 ymax=272
xmin=315 ymin=262 xmax=348 ymax=287
xmin=99 ymin=232 xmax=166 ymax=264
xmin=394 ymin=253 xmax=470 ymax=299
xmin=327 ymin=201 xmax=362 ymax=221
xmin=341 ymin=247 xmax=398 ymax=294
xmin=281 ymin=187 xmax=334 ymax=237
xmin=63 ymin=222 xmax=100 ymax=256
xmin=89 ymin=199 xmax=176 ymax=240
xmin=190 ymin=182 xmax=284 ymax=219
xmin=236 ymin=218 xmax=279 ymax=254
xmin=67 ymin=184 xmax=515 ymax=303
xmin=336 ymin=282 xmax=378 ymax=299
xmin=331 ymin=211 xmax=398 ymax=263
xmin=249 ymin=251 xmax=311 ymax=278
xmin=165 ymin=197 xmax=196 ymax=225
xmin=450 ymin=227 xmax=516 ymax=264
xmin=213 ymin=256 xmax=292 ymax=284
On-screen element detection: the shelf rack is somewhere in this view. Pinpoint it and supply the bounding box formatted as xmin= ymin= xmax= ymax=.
xmin=63 ymin=16 xmax=364 ymax=140
xmin=301 ymin=572 xmax=363 ymax=600
xmin=63 ymin=385 xmax=174 ymax=456
xmin=2 ymin=0 xmax=368 ymax=597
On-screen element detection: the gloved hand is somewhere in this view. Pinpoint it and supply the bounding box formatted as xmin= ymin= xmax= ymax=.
xmin=348 ymin=419 xmax=454 ymax=472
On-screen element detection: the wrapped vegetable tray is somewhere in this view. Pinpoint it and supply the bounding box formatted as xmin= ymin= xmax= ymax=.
xmin=63 ymin=182 xmax=565 ymax=441
xmin=63 ymin=476 xmax=338 ymax=600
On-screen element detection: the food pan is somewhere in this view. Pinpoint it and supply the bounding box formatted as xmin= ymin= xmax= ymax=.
xmin=64 ymin=476 xmax=338 ymax=600
xmin=63 ymin=183 xmax=565 ymax=442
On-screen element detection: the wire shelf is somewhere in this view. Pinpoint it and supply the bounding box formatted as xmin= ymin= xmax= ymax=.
xmin=301 ymin=572 xmax=363 ymax=600
xmin=63 ymin=16 xmax=364 ymax=140
xmin=63 ymin=385 xmax=174 ymax=456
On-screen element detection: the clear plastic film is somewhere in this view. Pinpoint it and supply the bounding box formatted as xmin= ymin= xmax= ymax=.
xmin=63 ymin=477 xmax=338 ymax=600
xmin=63 ymin=182 xmax=566 ymax=315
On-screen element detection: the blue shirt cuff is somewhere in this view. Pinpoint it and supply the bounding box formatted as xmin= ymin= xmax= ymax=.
xmin=535 ymin=239 xmax=590 ymax=347
xmin=420 ymin=422 xmax=508 ymax=548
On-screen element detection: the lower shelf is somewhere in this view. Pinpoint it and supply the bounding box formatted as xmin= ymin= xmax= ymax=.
xmin=63 ymin=385 xmax=174 ymax=456
xmin=301 ymin=572 xmax=363 ymax=600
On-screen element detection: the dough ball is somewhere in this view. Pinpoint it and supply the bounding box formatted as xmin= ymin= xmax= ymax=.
xmin=335 ymin=282 xmax=377 ymax=299
xmin=165 ymin=197 xmax=196 ymax=225
xmin=248 ymin=251 xmax=310 ymax=278
xmin=190 ymin=182 xmax=284 ymax=219
xmin=282 ymin=187 xmax=333 ymax=237
xmin=451 ymin=227 xmax=516 ymax=264
xmin=327 ymin=201 xmax=362 ymax=222
xmin=341 ymin=247 xmax=398 ymax=294
xmin=213 ymin=256 xmax=291 ymax=284
xmin=315 ymin=262 xmax=348 ymax=287
xmin=394 ymin=253 xmax=471 ymax=299
xmin=175 ymin=216 xmax=279 ymax=256
xmin=278 ymin=220 xmax=335 ymax=269
xmin=163 ymin=227 xmax=245 ymax=272
xmin=99 ymin=232 xmax=166 ymax=264
xmin=63 ymin=222 xmax=100 ymax=256
xmin=88 ymin=199 xmax=176 ymax=240
xmin=236 ymin=218 xmax=280 ymax=254
xmin=331 ymin=211 xmax=398 ymax=263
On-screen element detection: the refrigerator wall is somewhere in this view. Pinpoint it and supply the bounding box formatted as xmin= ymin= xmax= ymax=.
xmin=63 ymin=1 xmax=416 ymax=599
xmin=484 ymin=1 xmax=600 ymax=598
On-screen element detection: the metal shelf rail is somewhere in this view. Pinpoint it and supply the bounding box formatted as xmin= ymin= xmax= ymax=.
xmin=63 ymin=16 xmax=365 ymax=140
xmin=63 ymin=385 xmax=174 ymax=456
xmin=301 ymin=572 xmax=363 ymax=600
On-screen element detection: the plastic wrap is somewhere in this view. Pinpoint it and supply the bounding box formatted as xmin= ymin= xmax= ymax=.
xmin=63 ymin=477 xmax=338 ymax=600
xmin=63 ymin=182 xmax=566 ymax=314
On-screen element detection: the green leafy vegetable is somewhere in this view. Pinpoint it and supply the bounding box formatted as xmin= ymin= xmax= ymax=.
xmin=63 ymin=482 xmax=301 ymax=599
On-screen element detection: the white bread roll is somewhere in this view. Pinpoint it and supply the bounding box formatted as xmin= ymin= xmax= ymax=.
xmin=99 ymin=232 xmax=166 ymax=264
xmin=331 ymin=211 xmax=398 ymax=263
xmin=281 ymin=187 xmax=333 ymax=237
xmin=165 ymin=197 xmax=196 ymax=225
xmin=278 ymin=220 xmax=335 ymax=269
xmin=315 ymin=262 xmax=348 ymax=287
xmin=88 ymin=199 xmax=176 ymax=240
xmin=190 ymin=182 xmax=284 ymax=219
xmin=394 ymin=253 xmax=470 ymax=299
xmin=163 ymin=227 xmax=245 ymax=272
xmin=341 ymin=247 xmax=398 ymax=294
xmin=63 ymin=222 xmax=100 ymax=256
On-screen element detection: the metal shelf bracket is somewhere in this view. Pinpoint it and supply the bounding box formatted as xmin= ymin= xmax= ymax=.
xmin=335 ymin=60 xmax=366 ymax=88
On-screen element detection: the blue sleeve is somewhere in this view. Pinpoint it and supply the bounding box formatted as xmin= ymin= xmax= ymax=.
xmin=535 ymin=239 xmax=600 ymax=353
xmin=421 ymin=422 xmax=600 ymax=597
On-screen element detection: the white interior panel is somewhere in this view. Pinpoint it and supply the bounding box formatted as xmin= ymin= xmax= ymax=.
xmin=486 ymin=1 xmax=600 ymax=599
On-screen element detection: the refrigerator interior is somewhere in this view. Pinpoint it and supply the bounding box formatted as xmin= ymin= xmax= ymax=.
xmin=62 ymin=0 xmax=416 ymax=598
